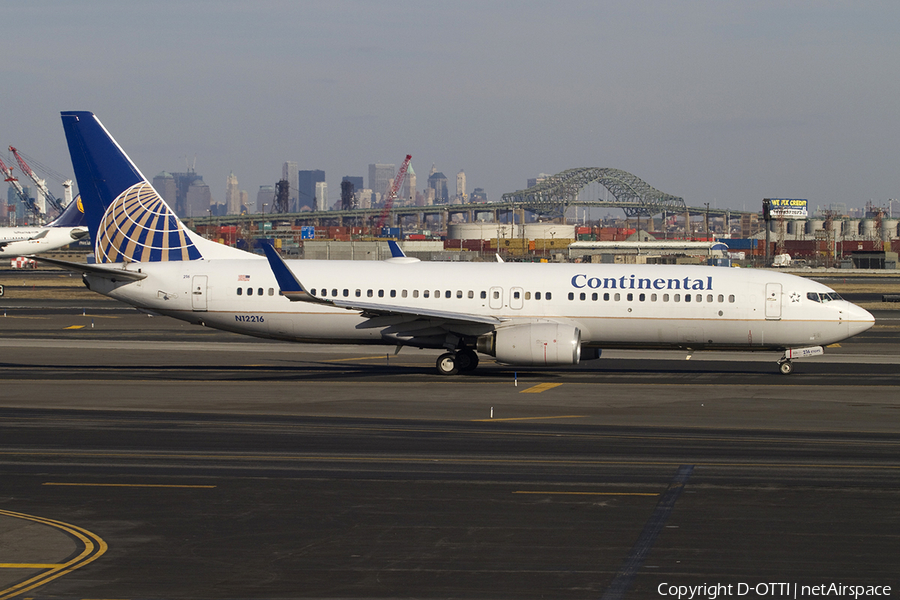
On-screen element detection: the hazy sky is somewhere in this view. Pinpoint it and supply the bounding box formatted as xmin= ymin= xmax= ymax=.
xmin=3 ymin=1 xmax=899 ymax=215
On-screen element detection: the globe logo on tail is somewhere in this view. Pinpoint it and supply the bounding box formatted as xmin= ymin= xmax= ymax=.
xmin=96 ymin=182 xmax=201 ymax=263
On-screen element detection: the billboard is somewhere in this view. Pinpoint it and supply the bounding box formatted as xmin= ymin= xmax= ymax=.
xmin=765 ymin=198 xmax=808 ymax=219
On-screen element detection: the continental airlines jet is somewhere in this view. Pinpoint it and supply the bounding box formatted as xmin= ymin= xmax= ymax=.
xmin=0 ymin=197 xmax=88 ymax=258
xmin=40 ymin=111 xmax=874 ymax=375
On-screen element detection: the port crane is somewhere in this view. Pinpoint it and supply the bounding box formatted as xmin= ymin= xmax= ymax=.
xmin=376 ymin=154 xmax=412 ymax=229
xmin=0 ymin=156 xmax=44 ymax=220
xmin=9 ymin=146 xmax=71 ymax=215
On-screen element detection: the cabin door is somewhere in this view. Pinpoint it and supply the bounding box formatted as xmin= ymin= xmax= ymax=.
xmin=765 ymin=282 xmax=782 ymax=320
xmin=192 ymin=275 xmax=208 ymax=311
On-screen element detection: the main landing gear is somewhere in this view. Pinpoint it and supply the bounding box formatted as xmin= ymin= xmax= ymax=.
xmin=436 ymin=348 xmax=479 ymax=376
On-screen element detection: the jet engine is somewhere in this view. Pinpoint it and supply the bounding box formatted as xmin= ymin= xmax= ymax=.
xmin=477 ymin=323 xmax=581 ymax=366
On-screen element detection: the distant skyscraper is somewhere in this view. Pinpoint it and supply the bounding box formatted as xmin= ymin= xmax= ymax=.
xmin=297 ymin=170 xmax=325 ymax=211
xmin=315 ymin=181 xmax=328 ymax=211
xmin=185 ymin=178 xmax=212 ymax=217
xmin=342 ymin=176 xmax=364 ymax=191
xmin=456 ymin=170 xmax=466 ymax=203
xmin=427 ymin=171 xmax=449 ymax=203
xmin=168 ymin=170 xmax=204 ymax=217
xmin=283 ymin=161 xmax=299 ymax=212
xmin=471 ymin=187 xmax=488 ymax=203
xmin=152 ymin=172 xmax=177 ymax=209
xmin=369 ymin=163 xmax=395 ymax=200
xmin=225 ymin=171 xmax=240 ymax=215
xmin=239 ymin=190 xmax=249 ymax=214
xmin=256 ymin=185 xmax=276 ymax=214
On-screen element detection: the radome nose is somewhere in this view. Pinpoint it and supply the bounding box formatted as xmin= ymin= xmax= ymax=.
xmin=846 ymin=303 xmax=875 ymax=337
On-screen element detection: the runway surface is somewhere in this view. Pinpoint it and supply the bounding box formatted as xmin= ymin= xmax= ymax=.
xmin=0 ymin=300 xmax=898 ymax=598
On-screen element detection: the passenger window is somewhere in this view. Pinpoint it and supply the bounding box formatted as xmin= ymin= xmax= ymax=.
xmin=568 ymin=292 xmax=575 ymax=300
xmin=435 ymin=290 xmax=440 ymax=298
xmin=390 ymin=290 xmax=396 ymax=298
xmin=663 ymin=294 xmax=669 ymax=302
xmin=468 ymin=291 xmax=474 ymax=299
xmin=413 ymin=290 xmax=419 ymax=298
xmin=481 ymin=291 xmax=487 ymax=299
xmin=614 ymin=293 xmax=621 ymax=301
xmin=310 ymin=289 xmax=316 ymax=296
xmin=269 ymin=288 xmax=274 ymax=296
xmin=457 ymin=290 xmax=463 ymax=298
xmin=729 ymin=295 xmax=735 ymax=303
xmin=675 ymin=294 xmax=681 ymax=302
xmin=591 ymin=292 xmax=597 ymax=301
xmin=258 ymin=288 xmax=263 ymax=296
xmin=639 ymin=293 xmax=645 ymax=301
xmin=356 ymin=289 xmax=361 ymax=297
xmin=237 ymin=288 xmax=243 ymax=295
xmin=367 ymin=289 xmax=373 ymax=297
xmin=696 ymin=294 xmax=702 ymax=303
xmin=247 ymin=287 xmax=253 ymax=296
xmin=378 ymin=290 xmax=384 ymax=298
xmin=334 ymin=289 xmax=340 ymax=297
xmin=718 ymin=294 xmax=724 ymax=303
xmin=707 ymin=294 xmax=713 ymax=303
xmin=603 ymin=292 xmax=610 ymax=301
xmin=401 ymin=290 xmax=407 ymax=298
xmin=626 ymin=293 xmax=633 ymax=301
xmin=546 ymin=292 xmax=552 ymax=300
xmin=685 ymin=294 xmax=691 ymax=303
xmin=492 ymin=291 xmax=500 ymax=299
xmin=525 ymin=292 xmax=532 ymax=300
xmin=579 ymin=292 xmax=586 ymax=301
xmin=535 ymin=292 xmax=542 ymax=300
xmin=445 ymin=290 xmax=451 ymax=298
xmin=514 ymin=291 xmax=521 ymax=299
xmin=423 ymin=290 xmax=430 ymax=298
xmin=651 ymin=293 xmax=657 ymax=302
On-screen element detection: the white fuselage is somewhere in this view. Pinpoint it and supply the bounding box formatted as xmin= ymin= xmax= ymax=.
xmin=0 ymin=226 xmax=87 ymax=258
xmin=85 ymin=258 xmax=873 ymax=351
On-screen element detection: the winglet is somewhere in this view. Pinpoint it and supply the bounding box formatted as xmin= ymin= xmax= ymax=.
xmin=261 ymin=242 xmax=326 ymax=303
xmin=387 ymin=240 xmax=405 ymax=258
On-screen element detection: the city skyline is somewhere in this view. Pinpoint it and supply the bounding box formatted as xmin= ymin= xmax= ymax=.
xmin=2 ymin=2 xmax=899 ymax=218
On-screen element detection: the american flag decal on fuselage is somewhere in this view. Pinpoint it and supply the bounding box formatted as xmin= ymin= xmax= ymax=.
xmin=96 ymin=182 xmax=202 ymax=263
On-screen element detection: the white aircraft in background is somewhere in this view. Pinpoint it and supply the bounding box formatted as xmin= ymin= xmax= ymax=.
xmin=0 ymin=198 xmax=88 ymax=258
xmin=38 ymin=111 xmax=874 ymax=375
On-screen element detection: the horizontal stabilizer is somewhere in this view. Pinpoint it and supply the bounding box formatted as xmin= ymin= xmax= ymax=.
xmin=32 ymin=255 xmax=147 ymax=281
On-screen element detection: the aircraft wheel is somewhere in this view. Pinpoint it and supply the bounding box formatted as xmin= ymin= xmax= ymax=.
xmin=457 ymin=348 xmax=479 ymax=373
xmin=779 ymin=360 xmax=793 ymax=375
xmin=436 ymin=352 xmax=459 ymax=376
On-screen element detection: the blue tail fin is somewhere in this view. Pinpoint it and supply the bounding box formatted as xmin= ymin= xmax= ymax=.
xmin=61 ymin=111 xmax=202 ymax=263
xmin=46 ymin=194 xmax=86 ymax=228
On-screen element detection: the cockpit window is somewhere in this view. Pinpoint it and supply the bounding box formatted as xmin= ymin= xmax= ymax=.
xmin=808 ymin=291 xmax=843 ymax=303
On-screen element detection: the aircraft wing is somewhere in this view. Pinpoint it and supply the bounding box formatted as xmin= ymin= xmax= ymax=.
xmin=262 ymin=243 xmax=504 ymax=332
xmin=31 ymin=255 xmax=148 ymax=281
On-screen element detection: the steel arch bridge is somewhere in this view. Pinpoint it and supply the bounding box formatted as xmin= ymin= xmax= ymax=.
xmin=501 ymin=168 xmax=686 ymax=218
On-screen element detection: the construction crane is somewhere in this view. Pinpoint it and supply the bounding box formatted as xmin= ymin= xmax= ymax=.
xmin=9 ymin=146 xmax=68 ymax=215
xmin=376 ymin=154 xmax=412 ymax=229
xmin=0 ymin=156 xmax=43 ymax=220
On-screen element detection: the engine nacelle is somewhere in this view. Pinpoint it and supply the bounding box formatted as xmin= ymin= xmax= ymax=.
xmin=477 ymin=323 xmax=581 ymax=366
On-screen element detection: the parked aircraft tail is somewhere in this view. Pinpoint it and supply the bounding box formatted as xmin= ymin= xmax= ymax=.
xmin=45 ymin=194 xmax=87 ymax=228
